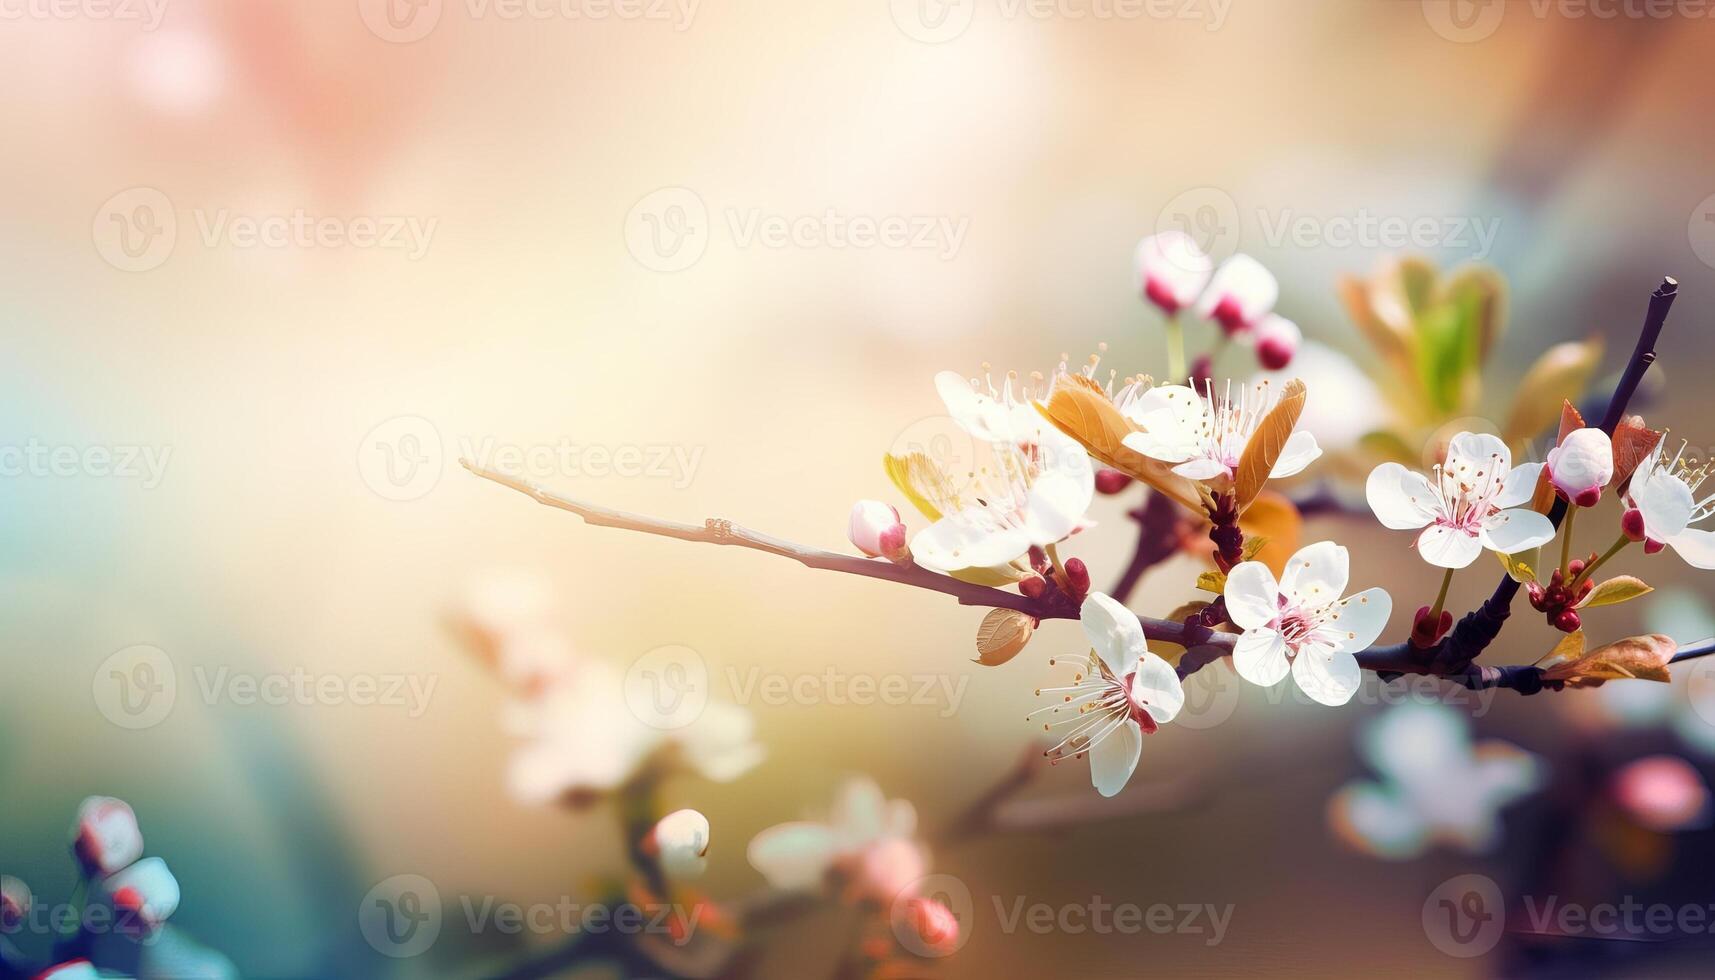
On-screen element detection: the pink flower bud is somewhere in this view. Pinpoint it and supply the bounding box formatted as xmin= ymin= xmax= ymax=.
xmin=1645 ymin=537 xmax=1667 ymax=555
xmin=102 ymin=856 xmax=180 ymax=937
xmin=1622 ymin=507 xmax=1647 ymax=542
xmin=72 ymin=797 xmax=143 ymax=876
xmin=0 ymin=875 xmax=29 ymax=932
xmin=1194 ymin=254 xmax=1277 ymax=335
xmin=645 ymin=808 xmax=710 ymax=880
xmin=1187 ymin=354 xmax=1213 ymax=384
xmin=847 ymin=500 xmax=908 ymax=561
xmin=895 ymin=896 xmax=961 ymax=957
xmin=1094 ymin=469 xmax=1133 ymax=495
xmin=1553 ymin=608 xmax=1582 ymax=633
xmin=1545 ymin=427 xmax=1613 ymax=507
xmin=1063 ymin=558 xmax=1091 ymax=599
xmin=1252 ymin=316 xmax=1300 ymax=371
xmin=1613 ymin=756 xmax=1709 ymax=833
xmin=851 ymin=838 xmax=926 ymax=905
xmin=1135 ymin=231 xmax=1212 ymax=316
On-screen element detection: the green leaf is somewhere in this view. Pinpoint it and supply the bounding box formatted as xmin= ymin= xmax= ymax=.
xmin=1196 ymin=570 xmax=1227 ymax=594
xmin=1577 ymin=575 xmax=1653 ymax=609
xmin=1240 ymin=536 xmax=1270 ymax=562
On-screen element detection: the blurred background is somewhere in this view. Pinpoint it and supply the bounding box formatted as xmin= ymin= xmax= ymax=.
xmin=5 ymin=0 xmax=1715 ymax=976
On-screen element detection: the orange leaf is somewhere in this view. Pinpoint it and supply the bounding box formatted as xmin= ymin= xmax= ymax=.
xmin=1540 ymin=633 xmax=1676 ymax=688
xmin=1557 ymin=399 xmax=1586 ymax=447
xmin=1232 ymin=379 xmax=1307 ymax=513
xmin=1612 ymin=415 xmax=1662 ymax=490
xmin=1037 ymin=385 xmax=1202 ymax=512
xmin=974 ymin=608 xmax=1035 ymax=667
xmin=1238 ymin=490 xmax=1303 ymax=577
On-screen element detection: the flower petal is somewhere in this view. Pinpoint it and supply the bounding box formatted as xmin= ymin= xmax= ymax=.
xmin=746 ymin=822 xmax=840 ymax=891
xmin=1493 ymin=462 xmax=1543 ymax=509
xmin=1447 ymin=431 xmax=1511 ymax=474
xmin=1279 ymin=540 xmax=1350 ymax=605
xmin=1636 ymin=469 xmax=1695 ymax=540
xmin=1132 ymin=651 xmax=1185 ymax=724
xmin=1477 ymin=508 xmax=1557 ymax=555
xmin=1323 ymin=587 xmax=1392 ymax=653
xmin=910 ymin=511 xmax=1030 ymax=574
xmin=1169 ymin=457 xmax=1229 ymax=481
xmin=1232 ymin=628 xmax=1290 ymax=687
xmin=1223 ymin=560 xmax=1281 ymax=631
xmin=1268 ymin=429 xmax=1322 ymax=480
xmin=1089 ymin=719 xmax=1142 ymax=798
xmin=1292 ymin=645 xmax=1362 ymax=706
xmin=1366 ymin=463 xmax=1437 ymax=531
xmin=1415 ymin=525 xmax=1483 ymax=568
xmin=1669 ymin=527 xmax=1715 ymax=570
xmin=934 ymin=371 xmax=1012 ymax=443
xmin=1022 ymin=468 xmax=1094 ymax=545
xmin=1081 ymin=591 xmax=1145 ymax=677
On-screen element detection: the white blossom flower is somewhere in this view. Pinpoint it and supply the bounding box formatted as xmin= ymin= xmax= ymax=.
xmin=1546 ymin=427 xmax=1614 ymax=507
xmin=1031 ymin=593 xmax=1184 ymax=797
xmin=651 ymin=809 xmax=711 ymax=879
xmin=1194 ymin=254 xmax=1277 ymax=335
xmin=1612 ymin=756 xmax=1710 ymax=833
xmin=0 ymin=875 xmax=29 ymax=933
xmin=72 ymin=797 xmax=144 ymax=876
xmin=1625 ymin=440 xmax=1715 ymax=568
xmin=747 ymin=777 xmax=927 ymax=903
xmin=1120 ymin=380 xmax=1321 ymax=484
xmin=1365 ymin=432 xmax=1556 ymax=569
xmin=1135 ymin=231 xmax=1212 ymax=315
xmin=906 ymin=369 xmax=1094 ymax=583
xmin=1251 ymin=315 xmax=1301 ymax=371
xmin=1330 ymin=702 xmax=1542 ymax=859
xmin=1223 ymin=541 xmax=1391 ymax=706
xmin=505 ymin=659 xmax=763 ymax=804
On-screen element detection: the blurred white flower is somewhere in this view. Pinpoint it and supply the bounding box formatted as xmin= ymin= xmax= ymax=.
xmin=1330 ymin=702 xmax=1543 ymax=859
xmin=747 ymin=777 xmax=927 ymax=903
xmin=1251 ymin=315 xmax=1301 ymax=371
xmin=650 ymin=809 xmax=711 ymax=880
xmin=72 ymin=797 xmax=144 ymax=876
xmin=1624 ymin=440 xmax=1715 ymax=568
xmin=101 ymin=856 xmax=181 ymax=937
xmin=1224 ymin=542 xmax=1390 ymax=707
xmin=1032 ymin=593 xmax=1183 ymax=796
xmin=1121 ymin=380 xmax=1320 ymax=484
xmin=33 ymin=962 xmax=100 ymax=980
xmin=1366 ymin=432 xmax=1554 ymax=568
xmin=504 ymin=659 xmax=763 ymax=805
xmin=1546 ymin=427 xmax=1613 ymax=508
